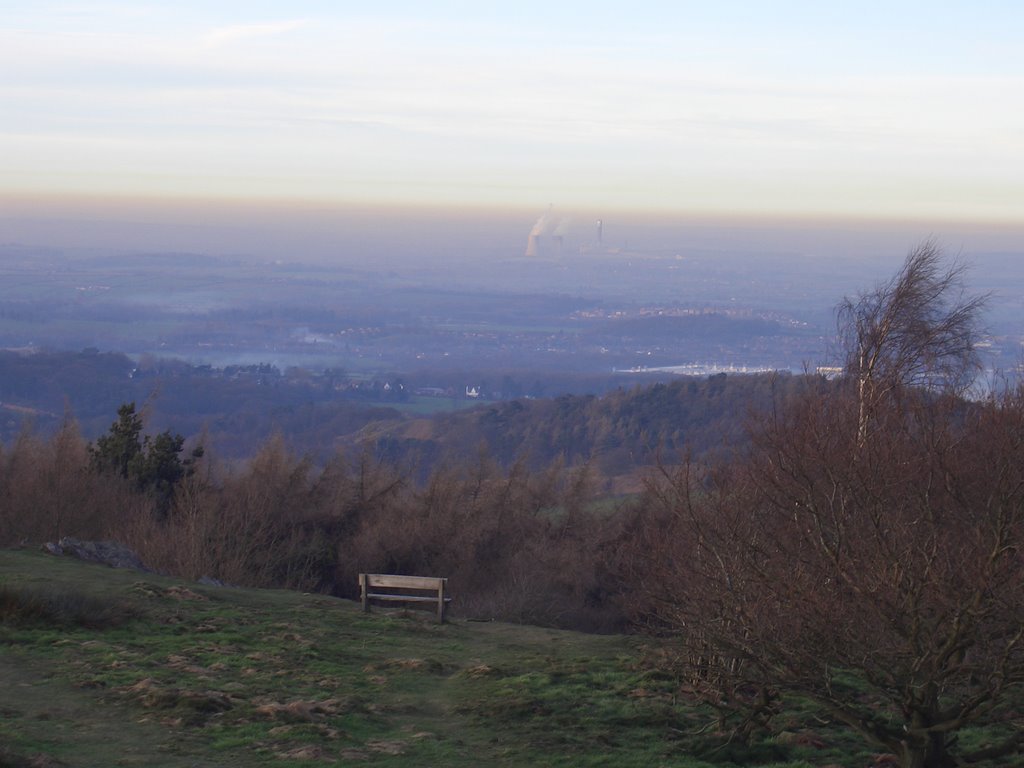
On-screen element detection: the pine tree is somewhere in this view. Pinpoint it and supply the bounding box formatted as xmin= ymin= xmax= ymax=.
xmin=89 ymin=402 xmax=203 ymax=516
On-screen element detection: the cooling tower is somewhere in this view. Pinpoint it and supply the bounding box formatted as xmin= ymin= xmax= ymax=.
xmin=525 ymin=234 xmax=539 ymax=257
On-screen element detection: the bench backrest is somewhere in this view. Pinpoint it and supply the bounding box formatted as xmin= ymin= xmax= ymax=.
xmin=363 ymin=574 xmax=445 ymax=591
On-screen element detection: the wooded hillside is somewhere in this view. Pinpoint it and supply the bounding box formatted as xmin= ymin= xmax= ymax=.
xmin=0 ymin=349 xmax=812 ymax=483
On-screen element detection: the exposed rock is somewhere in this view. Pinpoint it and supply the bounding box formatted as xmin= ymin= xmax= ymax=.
xmin=28 ymin=754 xmax=67 ymax=768
xmin=165 ymin=586 xmax=207 ymax=601
xmin=43 ymin=537 xmax=150 ymax=572
xmin=366 ymin=740 xmax=406 ymax=756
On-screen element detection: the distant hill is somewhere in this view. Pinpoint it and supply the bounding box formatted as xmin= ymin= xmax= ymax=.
xmin=366 ymin=372 xmax=813 ymax=488
xmin=585 ymin=313 xmax=786 ymax=343
xmin=0 ymin=349 xmax=820 ymax=482
xmin=0 ymin=349 xmax=404 ymax=457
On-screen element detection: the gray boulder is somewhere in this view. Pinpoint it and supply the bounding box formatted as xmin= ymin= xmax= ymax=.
xmin=48 ymin=537 xmax=151 ymax=572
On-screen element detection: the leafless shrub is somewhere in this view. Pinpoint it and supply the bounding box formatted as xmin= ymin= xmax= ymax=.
xmin=628 ymin=256 xmax=1023 ymax=767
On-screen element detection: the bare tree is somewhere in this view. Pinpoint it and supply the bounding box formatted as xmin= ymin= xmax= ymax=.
xmin=630 ymin=252 xmax=1022 ymax=768
xmin=837 ymin=240 xmax=987 ymax=440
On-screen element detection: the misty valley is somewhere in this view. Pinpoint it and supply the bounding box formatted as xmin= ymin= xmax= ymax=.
xmin=3 ymin=238 xmax=1023 ymax=390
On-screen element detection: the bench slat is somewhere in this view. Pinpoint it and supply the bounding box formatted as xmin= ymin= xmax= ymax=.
xmin=366 ymin=593 xmax=453 ymax=603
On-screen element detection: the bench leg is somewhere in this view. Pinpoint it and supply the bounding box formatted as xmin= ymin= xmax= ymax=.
xmin=360 ymin=573 xmax=370 ymax=613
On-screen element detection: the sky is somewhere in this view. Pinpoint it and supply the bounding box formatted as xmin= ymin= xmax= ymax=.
xmin=2 ymin=1 xmax=1023 ymax=227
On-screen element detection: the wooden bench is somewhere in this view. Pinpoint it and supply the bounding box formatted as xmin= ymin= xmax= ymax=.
xmin=359 ymin=573 xmax=451 ymax=623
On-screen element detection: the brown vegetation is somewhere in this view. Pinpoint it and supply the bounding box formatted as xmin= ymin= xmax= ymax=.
xmin=0 ymin=422 xmax=633 ymax=631
xmin=626 ymin=245 xmax=1023 ymax=768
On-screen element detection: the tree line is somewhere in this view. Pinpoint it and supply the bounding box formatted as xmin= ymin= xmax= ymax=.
xmin=0 ymin=347 xmax=764 ymax=467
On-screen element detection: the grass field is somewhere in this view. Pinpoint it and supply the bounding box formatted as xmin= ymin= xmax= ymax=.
xmin=0 ymin=548 xmax=883 ymax=767
xmin=385 ymin=396 xmax=479 ymax=415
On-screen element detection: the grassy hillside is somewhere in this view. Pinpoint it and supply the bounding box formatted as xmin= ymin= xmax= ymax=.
xmin=0 ymin=548 xmax=879 ymax=768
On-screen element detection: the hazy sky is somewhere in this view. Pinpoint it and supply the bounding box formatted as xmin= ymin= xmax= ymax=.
xmin=2 ymin=1 xmax=1023 ymax=222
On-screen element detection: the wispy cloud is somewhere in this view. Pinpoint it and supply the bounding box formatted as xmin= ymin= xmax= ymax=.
xmin=2 ymin=3 xmax=1022 ymax=216
xmin=202 ymin=19 xmax=307 ymax=48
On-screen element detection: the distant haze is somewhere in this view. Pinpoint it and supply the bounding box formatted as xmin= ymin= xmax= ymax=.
xmin=2 ymin=196 xmax=1023 ymax=270
xmin=2 ymin=3 xmax=1022 ymax=223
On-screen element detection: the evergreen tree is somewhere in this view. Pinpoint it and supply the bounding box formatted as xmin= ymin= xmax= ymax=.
xmin=89 ymin=402 xmax=143 ymax=479
xmin=89 ymin=402 xmax=203 ymax=515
